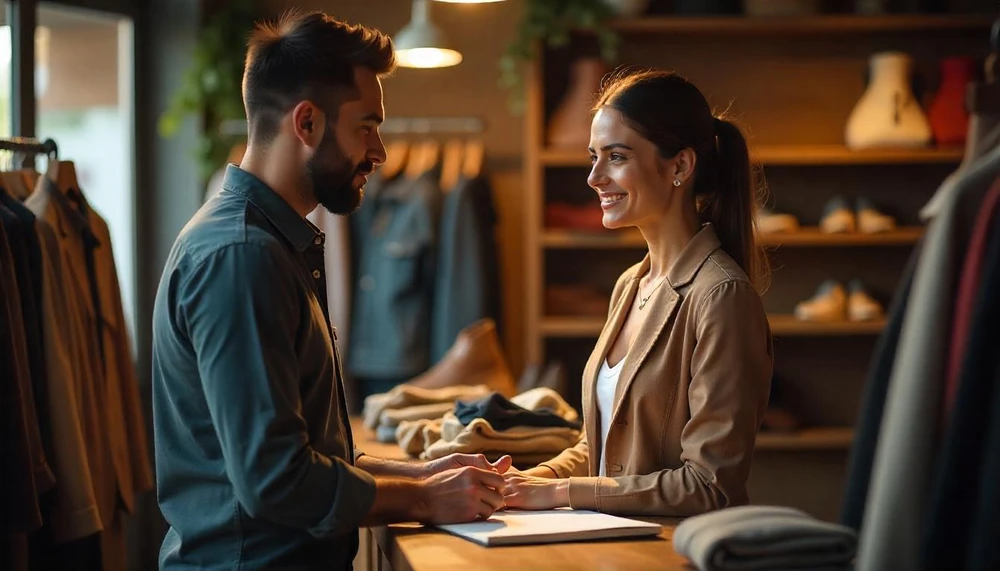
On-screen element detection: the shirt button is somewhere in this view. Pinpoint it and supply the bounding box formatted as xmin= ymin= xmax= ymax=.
xmin=312 ymin=269 xmax=321 ymax=279
xmin=360 ymin=275 xmax=375 ymax=291
xmin=313 ymin=236 xmax=323 ymax=246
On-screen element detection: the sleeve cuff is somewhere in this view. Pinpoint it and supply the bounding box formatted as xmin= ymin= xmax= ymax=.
xmin=538 ymin=461 xmax=568 ymax=479
xmin=567 ymin=476 xmax=617 ymax=511
xmin=308 ymin=462 xmax=377 ymax=538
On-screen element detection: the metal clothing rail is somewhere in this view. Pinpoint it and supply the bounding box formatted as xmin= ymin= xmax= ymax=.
xmin=0 ymin=136 xmax=59 ymax=158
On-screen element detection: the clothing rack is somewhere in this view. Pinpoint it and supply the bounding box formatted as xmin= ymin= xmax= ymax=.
xmin=379 ymin=116 xmax=484 ymax=135
xmin=0 ymin=136 xmax=59 ymax=158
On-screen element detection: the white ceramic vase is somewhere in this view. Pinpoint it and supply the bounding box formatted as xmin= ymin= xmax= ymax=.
xmin=845 ymin=51 xmax=932 ymax=150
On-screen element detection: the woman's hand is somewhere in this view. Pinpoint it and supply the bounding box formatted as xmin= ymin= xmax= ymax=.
xmin=502 ymin=473 xmax=570 ymax=510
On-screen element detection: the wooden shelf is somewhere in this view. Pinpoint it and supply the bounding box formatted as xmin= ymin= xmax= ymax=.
xmin=606 ymin=14 xmax=994 ymax=35
xmin=543 ymin=227 xmax=922 ymax=249
xmin=540 ymin=145 xmax=964 ymax=167
xmin=541 ymin=314 xmax=884 ymax=338
xmin=756 ymin=427 xmax=855 ymax=451
xmin=762 ymin=227 xmax=923 ymax=246
xmin=768 ymin=314 xmax=885 ymax=336
xmin=540 ymin=316 xmax=607 ymax=338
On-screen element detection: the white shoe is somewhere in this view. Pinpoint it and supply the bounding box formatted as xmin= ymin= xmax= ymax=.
xmin=847 ymin=279 xmax=884 ymax=321
xmin=794 ymin=280 xmax=847 ymax=321
xmin=819 ymin=196 xmax=856 ymax=234
xmin=758 ymin=207 xmax=800 ymax=234
xmin=856 ymin=197 xmax=897 ymax=234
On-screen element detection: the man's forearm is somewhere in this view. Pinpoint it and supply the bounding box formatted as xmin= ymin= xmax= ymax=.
xmin=356 ymin=454 xmax=428 ymax=479
xmin=359 ymin=476 xmax=425 ymax=527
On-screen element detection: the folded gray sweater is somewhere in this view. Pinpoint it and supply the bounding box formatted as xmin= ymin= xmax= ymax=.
xmin=673 ymin=505 xmax=857 ymax=571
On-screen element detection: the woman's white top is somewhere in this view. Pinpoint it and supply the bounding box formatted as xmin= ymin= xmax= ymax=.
xmin=596 ymin=357 xmax=626 ymax=477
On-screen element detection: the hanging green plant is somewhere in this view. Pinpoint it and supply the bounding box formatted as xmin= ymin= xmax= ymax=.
xmin=499 ymin=0 xmax=621 ymax=115
xmin=158 ymin=0 xmax=260 ymax=181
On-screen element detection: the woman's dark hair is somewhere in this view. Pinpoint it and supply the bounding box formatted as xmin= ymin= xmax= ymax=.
xmin=593 ymin=68 xmax=770 ymax=293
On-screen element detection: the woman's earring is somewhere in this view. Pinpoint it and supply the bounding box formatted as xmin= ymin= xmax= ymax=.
xmin=673 ymin=179 xmax=682 ymax=187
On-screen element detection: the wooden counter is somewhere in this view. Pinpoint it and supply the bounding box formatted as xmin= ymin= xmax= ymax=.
xmin=350 ymin=418 xmax=692 ymax=571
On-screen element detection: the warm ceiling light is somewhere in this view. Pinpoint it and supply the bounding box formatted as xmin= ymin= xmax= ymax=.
xmin=433 ymin=1 xmax=506 ymax=3
xmin=394 ymin=0 xmax=463 ymax=69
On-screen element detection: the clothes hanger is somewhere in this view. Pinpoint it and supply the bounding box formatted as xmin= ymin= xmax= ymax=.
xmin=403 ymin=139 xmax=427 ymax=180
xmin=439 ymin=138 xmax=465 ymax=191
xmin=420 ymin=139 xmax=441 ymax=174
xmin=462 ymin=137 xmax=485 ymax=180
xmin=380 ymin=139 xmax=410 ymax=180
xmin=46 ymin=156 xmax=81 ymax=193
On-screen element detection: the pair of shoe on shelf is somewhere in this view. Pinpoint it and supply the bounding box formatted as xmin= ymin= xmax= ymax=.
xmin=820 ymin=196 xmax=896 ymax=234
xmin=757 ymin=197 xmax=896 ymax=234
xmin=794 ymin=279 xmax=884 ymax=322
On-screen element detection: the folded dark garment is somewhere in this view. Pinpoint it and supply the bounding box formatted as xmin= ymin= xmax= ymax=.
xmin=673 ymin=505 xmax=857 ymax=571
xmin=454 ymin=392 xmax=582 ymax=431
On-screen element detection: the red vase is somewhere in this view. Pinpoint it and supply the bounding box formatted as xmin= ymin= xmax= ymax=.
xmin=928 ymin=56 xmax=976 ymax=147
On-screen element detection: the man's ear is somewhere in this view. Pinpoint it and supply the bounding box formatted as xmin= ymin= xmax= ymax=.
xmin=291 ymin=100 xmax=324 ymax=148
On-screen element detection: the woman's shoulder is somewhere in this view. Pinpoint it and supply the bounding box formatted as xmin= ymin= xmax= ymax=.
xmin=687 ymin=248 xmax=760 ymax=304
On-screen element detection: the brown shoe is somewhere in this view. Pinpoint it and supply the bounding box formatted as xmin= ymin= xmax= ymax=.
xmin=405 ymin=319 xmax=516 ymax=397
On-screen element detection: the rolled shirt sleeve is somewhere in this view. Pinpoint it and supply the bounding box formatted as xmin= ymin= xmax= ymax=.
xmin=180 ymin=242 xmax=376 ymax=537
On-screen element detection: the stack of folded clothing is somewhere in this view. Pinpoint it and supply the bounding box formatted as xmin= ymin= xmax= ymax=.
xmin=362 ymin=384 xmax=492 ymax=443
xmin=396 ymin=388 xmax=582 ymax=466
xmin=673 ymin=505 xmax=857 ymax=571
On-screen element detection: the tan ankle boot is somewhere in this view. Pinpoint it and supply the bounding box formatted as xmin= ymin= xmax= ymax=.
xmin=405 ymin=319 xmax=516 ymax=397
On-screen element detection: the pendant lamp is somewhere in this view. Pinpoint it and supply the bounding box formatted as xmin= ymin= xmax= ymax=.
xmin=394 ymin=0 xmax=463 ymax=69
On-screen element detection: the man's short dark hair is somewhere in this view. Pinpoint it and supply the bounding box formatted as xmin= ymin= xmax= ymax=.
xmin=242 ymin=10 xmax=396 ymax=145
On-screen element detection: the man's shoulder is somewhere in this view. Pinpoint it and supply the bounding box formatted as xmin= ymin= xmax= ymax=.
xmin=170 ymin=191 xmax=288 ymax=273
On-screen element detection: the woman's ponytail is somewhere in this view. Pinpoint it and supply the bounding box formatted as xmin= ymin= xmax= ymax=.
xmin=702 ymin=117 xmax=770 ymax=293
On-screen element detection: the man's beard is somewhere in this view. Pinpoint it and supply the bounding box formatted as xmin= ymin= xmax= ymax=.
xmin=306 ymin=133 xmax=374 ymax=216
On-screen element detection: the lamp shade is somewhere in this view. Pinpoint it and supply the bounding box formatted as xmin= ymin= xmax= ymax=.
xmin=394 ymin=0 xmax=463 ymax=69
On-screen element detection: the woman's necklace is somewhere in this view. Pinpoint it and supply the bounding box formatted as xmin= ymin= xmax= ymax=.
xmin=638 ymin=275 xmax=667 ymax=310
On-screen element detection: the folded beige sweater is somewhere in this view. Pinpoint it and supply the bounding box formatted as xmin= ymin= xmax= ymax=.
xmin=396 ymin=388 xmax=581 ymax=462
xmin=362 ymin=384 xmax=491 ymax=429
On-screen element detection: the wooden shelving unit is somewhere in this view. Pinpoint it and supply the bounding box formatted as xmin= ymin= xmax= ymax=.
xmin=540 ymin=144 xmax=965 ymax=167
xmin=540 ymin=314 xmax=885 ymax=338
xmin=542 ymin=227 xmax=924 ymax=249
xmin=523 ymin=10 xmax=984 ymax=521
xmin=756 ymin=427 xmax=855 ymax=451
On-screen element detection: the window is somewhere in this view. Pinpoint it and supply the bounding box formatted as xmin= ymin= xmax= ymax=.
xmin=0 ymin=8 xmax=10 ymax=139
xmin=36 ymin=3 xmax=137 ymax=341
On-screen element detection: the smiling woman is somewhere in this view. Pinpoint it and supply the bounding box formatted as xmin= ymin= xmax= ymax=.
xmin=503 ymin=68 xmax=775 ymax=519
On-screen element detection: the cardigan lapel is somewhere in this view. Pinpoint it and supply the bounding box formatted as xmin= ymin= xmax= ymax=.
xmin=609 ymin=224 xmax=722 ymax=428
xmin=609 ymin=280 xmax=680 ymax=427
xmin=582 ymin=260 xmax=642 ymax=475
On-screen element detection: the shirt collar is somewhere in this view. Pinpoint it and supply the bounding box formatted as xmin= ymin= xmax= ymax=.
xmin=633 ymin=223 xmax=722 ymax=290
xmin=42 ymin=176 xmax=97 ymax=240
xmin=221 ymin=165 xmax=320 ymax=252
